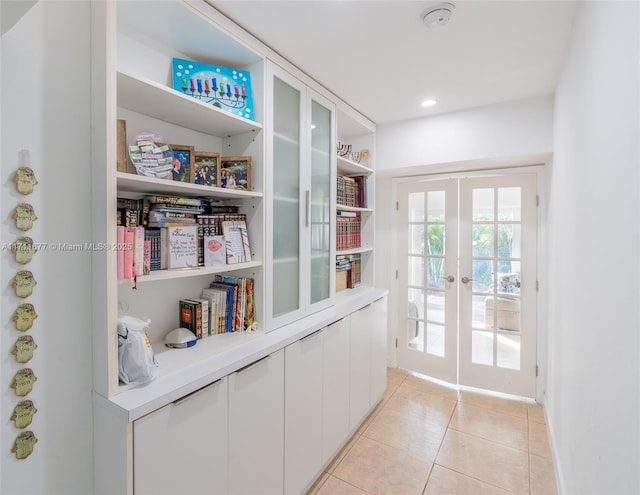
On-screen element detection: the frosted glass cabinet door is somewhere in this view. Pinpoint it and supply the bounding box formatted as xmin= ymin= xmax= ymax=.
xmin=309 ymin=94 xmax=333 ymax=306
xmin=133 ymin=377 xmax=228 ymax=495
xmin=272 ymin=75 xmax=302 ymax=318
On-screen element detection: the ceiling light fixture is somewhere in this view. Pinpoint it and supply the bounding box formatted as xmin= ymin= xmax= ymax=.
xmin=421 ymin=99 xmax=437 ymax=107
xmin=422 ymin=2 xmax=456 ymax=29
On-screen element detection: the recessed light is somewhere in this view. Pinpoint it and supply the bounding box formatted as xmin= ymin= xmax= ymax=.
xmin=421 ymin=99 xmax=437 ymax=107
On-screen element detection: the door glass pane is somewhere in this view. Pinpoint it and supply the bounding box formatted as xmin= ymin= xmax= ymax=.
xmin=408 ymin=320 xmax=424 ymax=352
xmin=408 ymin=256 xmax=424 ymax=287
xmin=426 ymin=224 xmax=444 ymax=255
xmin=472 ymin=259 xmax=493 ymax=292
xmin=472 ymin=330 xmax=493 ymax=365
xmin=409 ymin=225 xmax=424 ymax=255
xmin=310 ymin=99 xmax=331 ymax=305
xmin=473 ymin=188 xmax=494 ymax=221
xmin=498 ymin=334 xmax=520 ymax=369
xmin=408 ymin=192 xmax=424 ymax=222
xmin=498 ymin=187 xmax=521 ymax=221
xmin=472 ymin=294 xmax=490 ymax=329
xmin=408 ymin=288 xmax=424 ymax=320
xmin=272 ymin=77 xmax=300 ymax=316
xmin=427 ymin=191 xmax=445 ymax=222
xmin=408 ymin=288 xmax=424 ymax=352
xmin=427 ymin=257 xmax=445 ymax=289
xmin=472 ymin=224 xmax=494 ymax=257
xmin=426 ymin=323 xmax=445 ymax=357
xmin=498 ymin=224 xmax=521 ymax=259
xmin=490 ymin=296 xmax=521 ymax=332
xmin=426 ymin=289 xmax=445 ymax=324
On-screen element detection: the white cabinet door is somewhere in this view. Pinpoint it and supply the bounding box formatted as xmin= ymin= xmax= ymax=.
xmin=349 ymin=305 xmax=372 ymax=431
xmin=228 ymin=349 xmax=285 ymax=495
xmin=322 ymin=317 xmax=351 ymax=465
xmin=284 ymin=330 xmax=323 ymax=494
xmin=266 ymin=63 xmax=336 ymax=330
xmin=370 ymin=296 xmax=388 ymax=406
xmin=133 ymin=377 xmax=228 ymax=495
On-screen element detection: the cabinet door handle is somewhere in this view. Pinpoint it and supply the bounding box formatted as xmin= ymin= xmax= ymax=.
xmin=357 ymin=303 xmax=372 ymax=312
xmin=172 ymin=378 xmax=222 ymax=406
xmin=301 ymin=328 xmax=322 ymax=341
xmin=235 ymin=354 xmax=271 ymax=374
xmin=328 ymin=317 xmax=345 ymax=327
xmin=305 ymin=190 xmax=310 ymax=227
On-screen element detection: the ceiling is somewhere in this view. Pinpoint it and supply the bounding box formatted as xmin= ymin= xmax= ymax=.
xmin=208 ymin=0 xmax=577 ymax=126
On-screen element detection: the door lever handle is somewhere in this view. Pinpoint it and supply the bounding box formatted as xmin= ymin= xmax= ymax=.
xmin=461 ymin=276 xmax=473 ymax=284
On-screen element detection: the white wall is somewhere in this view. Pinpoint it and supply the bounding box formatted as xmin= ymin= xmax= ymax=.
xmin=376 ymin=94 xmax=553 ymax=174
xmin=546 ymin=2 xmax=640 ymax=493
xmin=375 ymin=96 xmax=553 ymax=368
xmin=1 ymin=2 xmax=94 ymax=494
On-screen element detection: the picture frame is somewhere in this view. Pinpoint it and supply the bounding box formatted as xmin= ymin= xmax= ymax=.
xmin=170 ymin=145 xmax=194 ymax=183
xmin=172 ymin=57 xmax=255 ymax=121
xmin=193 ymin=151 xmax=221 ymax=187
xmin=220 ymin=156 xmax=252 ymax=191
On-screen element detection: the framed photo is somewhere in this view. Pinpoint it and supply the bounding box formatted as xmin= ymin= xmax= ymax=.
xmin=172 ymin=57 xmax=255 ymax=122
xmin=170 ymin=145 xmax=194 ymax=183
xmin=220 ymin=156 xmax=252 ymax=191
xmin=193 ymin=151 xmax=221 ymax=187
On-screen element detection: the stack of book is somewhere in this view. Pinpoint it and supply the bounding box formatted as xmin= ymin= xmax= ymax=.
xmin=335 ymin=253 xmax=361 ymax=291
xmin=147 ymin=195 xmax=205 ymax=227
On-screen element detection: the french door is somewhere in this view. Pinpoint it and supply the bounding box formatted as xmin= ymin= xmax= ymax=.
xmin=397 ymin=174 xmax=537 ymax=398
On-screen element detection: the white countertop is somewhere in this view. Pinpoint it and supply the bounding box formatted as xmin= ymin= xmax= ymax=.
xmin=94 ymin=286 xmax=388 ymax=422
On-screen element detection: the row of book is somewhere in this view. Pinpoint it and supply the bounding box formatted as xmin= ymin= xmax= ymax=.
xmin=337 ymin=175 xmax=367 ymax=209
xmin=116 ymin=219 xmax=251 ymax=280
xmin=117 ymin=194 xmax=240 ymax=229
xmin=116 ymin=194 xmax=252 ymax=279
xmin=179 ymin=275 xmax=256 ymax=337
xmin=336 ymin=211 xmax=361 ymax=251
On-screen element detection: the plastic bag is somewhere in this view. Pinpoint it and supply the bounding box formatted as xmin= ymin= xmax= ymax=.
xmin=117 ymin=314 xmax=158 ymax=384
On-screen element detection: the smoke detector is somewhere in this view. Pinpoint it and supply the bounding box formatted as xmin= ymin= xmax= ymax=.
xmin=422 ymin=2 xmax=456 ymax=29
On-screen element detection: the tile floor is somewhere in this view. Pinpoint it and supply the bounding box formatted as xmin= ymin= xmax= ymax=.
xmin=307 ymin=368 xmax=557 ymax=495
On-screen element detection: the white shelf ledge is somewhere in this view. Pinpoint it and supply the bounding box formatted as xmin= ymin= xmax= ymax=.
xmin=337 ymin=156 xmax=373 ymax=175
xmin=118 ymin=261 xmax=262 ymax=285
xmin=117 ymin=71 xmax=262 ymax=137
xmin=117 ymin=172 xmax=262 ymax=199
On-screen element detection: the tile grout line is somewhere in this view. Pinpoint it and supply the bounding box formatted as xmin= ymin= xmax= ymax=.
xmin=421 ymin=389 xmax=461 ymax=494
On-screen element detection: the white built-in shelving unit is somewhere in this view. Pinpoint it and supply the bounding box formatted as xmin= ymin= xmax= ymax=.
xmin=90 ymin=1 xmax=384 ymax=494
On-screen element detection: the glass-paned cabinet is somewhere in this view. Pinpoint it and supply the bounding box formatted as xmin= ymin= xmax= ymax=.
xmin=267 ymin=63 xmax=335 ymax=328
xmin=310 ymin=99 xmax=332 ymax=304
xmin=271 ymin=76 xmax=302 ymax=317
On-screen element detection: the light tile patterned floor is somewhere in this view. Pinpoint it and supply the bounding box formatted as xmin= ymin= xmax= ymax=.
xmin=308 ymin=368 xmax=558 ymax=495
